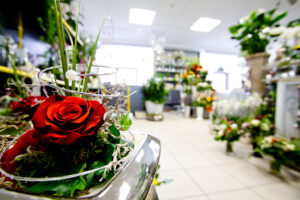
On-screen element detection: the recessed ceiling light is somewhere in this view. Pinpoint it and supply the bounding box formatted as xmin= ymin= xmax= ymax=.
xmin=129 ymin=8 xmax=156 ymax=26
xmin=190 ymin=17 xmax=221 ymax=32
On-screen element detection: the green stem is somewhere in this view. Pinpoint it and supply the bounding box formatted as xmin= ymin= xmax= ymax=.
xmin=10 ymin=56 xmax=26 ymax=98
xmin=53 ymin=0 xmax=70 ymax=95
xmin=71 ymin=0 xmax=81 ymax=95
xmin=81 ymin=17 xmax=108 ymax=95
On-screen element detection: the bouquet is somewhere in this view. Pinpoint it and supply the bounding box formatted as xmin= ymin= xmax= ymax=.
xmin=214 ymin=117 xmax=244 ymax=154
xmin=255 ymin=136 xmax=300 ymax=175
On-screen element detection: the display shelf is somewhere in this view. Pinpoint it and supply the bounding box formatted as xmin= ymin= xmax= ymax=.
xmin=154 ymin=49 xmax=199 ymax=87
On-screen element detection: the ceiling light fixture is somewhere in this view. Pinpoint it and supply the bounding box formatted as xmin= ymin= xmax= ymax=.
xmin=129 ymin=8 xmax=156 ymax=26
xmin=190 ymin=17 xmax=221 ymax=32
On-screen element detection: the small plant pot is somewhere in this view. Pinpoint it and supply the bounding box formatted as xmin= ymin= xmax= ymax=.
xmin=270 ymin=160 xmax=281 ymax=176
xmin=196 ymin=107 xmax=203 ymax=120
xmin=184 ymin=106 xmax=191 ymax=117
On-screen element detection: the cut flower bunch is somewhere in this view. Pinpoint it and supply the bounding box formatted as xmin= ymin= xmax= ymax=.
xmin=0 ymin=0 xmax=134 ymax=197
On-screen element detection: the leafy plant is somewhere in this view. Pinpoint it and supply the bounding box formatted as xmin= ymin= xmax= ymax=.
xmin=143 ymin=76 xmax=168 ymax=104
xmin=229 ymin=8 xmax=287 ymax=55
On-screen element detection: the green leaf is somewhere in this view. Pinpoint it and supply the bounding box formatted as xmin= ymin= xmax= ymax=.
xmin=109 ymin=124 xmax=120 ymax=137
xmin=120 ymin=113 xmax=132 ymax=131
xmin=229 ymin=24 xmax=243 ymax=34
xmin=270 ymin=12 xmax=288 ymax=25
xmin=0 ymin=126 xmax=20 ymax=137
xmin=85 ymin=161 xmax=105 ymax=186
xmin=27 ymin=163 xmax=88 ymax=197
xmin=0 ymin=108 xmax=12 ymax=116
xmin=105 ymin=143 xmax=116 ymax=164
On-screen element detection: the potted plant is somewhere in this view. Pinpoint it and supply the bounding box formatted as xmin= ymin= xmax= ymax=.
xmin=143 ymin=76 xmax=168 ymax=119
xmin=229 ymin=8 xmax=287 ymax=94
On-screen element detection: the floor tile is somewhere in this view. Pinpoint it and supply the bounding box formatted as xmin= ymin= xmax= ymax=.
xmin=181 ymin=196 xmax=210 ymax=200
xmin=172 ymin=152 xmax=215 ymax=169
xmin=222 ymin=163 xmax=280 ymax=187
xmin=159 ymin=148 xmax=183 ymax=171
xmin=209 ymin=189 xmax=263 ymax=200
xmin=156 ymin=170 xmax=204 ymax=199
xmin=201 ymin=150 xmax=245 ymax=165
xmin=252 ymin=183 xmax=300 ymax=200
xmin=187 ymin=167 xmax=246 ymax=194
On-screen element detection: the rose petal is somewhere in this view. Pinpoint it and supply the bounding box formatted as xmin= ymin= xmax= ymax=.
xmin=1 ymin=129 xmax=42 ymax=173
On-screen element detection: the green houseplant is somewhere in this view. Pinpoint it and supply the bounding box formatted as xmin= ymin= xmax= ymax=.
xmin=143 ymin=76 xmax=168 ymax=118
xmin=229 ymin=8 xmax=287 ymax=95
xmin=229 ymin=8 xmax=287 ymax=56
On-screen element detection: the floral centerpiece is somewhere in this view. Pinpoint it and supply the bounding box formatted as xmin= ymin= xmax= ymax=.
xmin=214 ymin=117 xmax=244 ymax=154
xmin=0 ymin=0 xmax=134 ymax=198
xmin=254 ymin=136 xmax=300 ymax=175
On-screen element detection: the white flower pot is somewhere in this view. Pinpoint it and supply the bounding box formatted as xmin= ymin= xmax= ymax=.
xmin=184 ymin=106 xmax=191 ymax=117
xmin=145 ymin=101 xmax=164 ymax=115
xmin=196 ymin=106 xmax=204 ymax=120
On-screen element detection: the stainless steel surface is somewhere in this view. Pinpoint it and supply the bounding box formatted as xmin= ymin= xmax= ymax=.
xmin=0 ymin=133 xmax=161 ymax=200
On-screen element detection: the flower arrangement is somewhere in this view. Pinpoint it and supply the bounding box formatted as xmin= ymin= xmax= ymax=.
xmin=255 ymin=136 xmax=300 ymax=175
xmin=143 ymin=76 xmax=168 ymax=104
xmin=229 ymin=8 xmax=287 ymax=56
xmin=0 ymin=0 xmax=134 ymax=197
xmin=182 ymin=62 xmax=208 ymax=85
xmin=214 ymin=117 xmax=244 ymax=154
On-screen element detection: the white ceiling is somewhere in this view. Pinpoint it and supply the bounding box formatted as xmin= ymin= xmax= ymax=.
xmin=81 ymin=0 xmax=300 ymax=54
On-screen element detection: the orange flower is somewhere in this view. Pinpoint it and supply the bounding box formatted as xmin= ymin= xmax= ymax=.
xmin=206 ymin=105 xmax=212 ymax=112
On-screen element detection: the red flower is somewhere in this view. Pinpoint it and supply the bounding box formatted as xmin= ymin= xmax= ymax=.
xmin=9 ymin=96 xmax=47 ymax=116
xmin=1 ymin=129 xmax=44 ymax=174
xmin=32 ymin=95 xmax=105 ymax=145
xmin=271 ymin=137 xmax=277 ymax=143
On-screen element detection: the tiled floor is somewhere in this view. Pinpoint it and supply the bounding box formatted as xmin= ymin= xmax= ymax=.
xmin=131 ymin=112 xmax=300 ymax=200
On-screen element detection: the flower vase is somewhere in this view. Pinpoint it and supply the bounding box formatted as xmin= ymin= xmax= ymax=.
xmin=245 ymin=52 xmax=269 ymax=95
xmin=196 ymin=106 xmax=203 ymax=120
xmin=185 ymin=106 xmax=191 ymax=117
xmin=145 ymin=101 xmax=164 ymax=115
xmin=270 ymin=160 xmax=281 ymax=176
xmin=226 ymin=141 xmax=234 ymax=156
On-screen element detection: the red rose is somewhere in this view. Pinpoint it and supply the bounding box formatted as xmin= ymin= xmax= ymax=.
xmin=32 ymin=95 xmax=105 ymax=145
xmin=9 ymin=96 xmax=47 ymax=116
xmin=1 ymin=129 xmax=44 ymax=174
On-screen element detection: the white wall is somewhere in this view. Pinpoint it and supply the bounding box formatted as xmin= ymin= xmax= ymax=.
xmin=95 ymin=44 xmax=154 ymax=86
xmin=200 ymin=51 xmax=246 ymax=93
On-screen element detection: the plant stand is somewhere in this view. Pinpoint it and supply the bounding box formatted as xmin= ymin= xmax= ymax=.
xmin=245 ymin=52 xmax=269 ymax=95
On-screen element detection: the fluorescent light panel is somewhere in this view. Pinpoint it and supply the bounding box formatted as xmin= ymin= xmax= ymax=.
xmin=129 ymin=8 xmax=156 ymax=26
xmin=190 ymin=17 xmax=221 ymax=32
